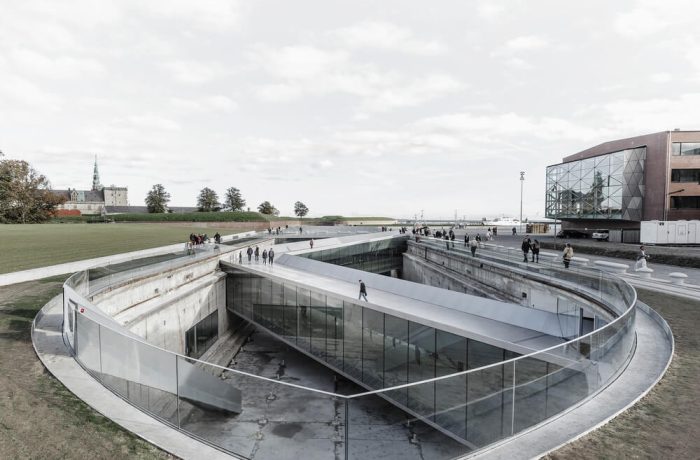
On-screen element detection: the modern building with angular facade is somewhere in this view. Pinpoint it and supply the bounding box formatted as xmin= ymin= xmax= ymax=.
xmin=546 ymin=130 xmax=700 ymax=232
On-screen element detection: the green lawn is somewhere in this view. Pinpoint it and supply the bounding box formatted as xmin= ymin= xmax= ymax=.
xmin=0 ymin=223 xmax=253 ymax=274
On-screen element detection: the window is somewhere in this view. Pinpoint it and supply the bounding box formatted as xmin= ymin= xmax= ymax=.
xmin=672 ymin=142 xmax=700 ymax=156
xmin=671 ymin=196 xmax=700 ymax=209
xmin=185 ymin=310 xmax=219 ymax=358
xmin=671 ymin=169 xmax=700 ymax=183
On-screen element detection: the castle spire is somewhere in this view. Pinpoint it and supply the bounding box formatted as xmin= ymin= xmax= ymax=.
xmin=92 ymin=155 xmax=103 ymax=191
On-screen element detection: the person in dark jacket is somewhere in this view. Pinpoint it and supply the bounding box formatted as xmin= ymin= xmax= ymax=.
xmin=254 ymin=246 xmax=260 ymax=261
xmin=246 ymin=246 xmax=253 ymax=262
xmin=531 ymin=239 xmax=540 ymax=262
xmin=521 ymin=237 xmax=530 ymax=262
xmin=359 ymin=280 xmax=368 ymax=301
xmin=262 ymin=249 xmax=268 ymax=264
xmin=268 ymin=249 xmax=275 ymax=265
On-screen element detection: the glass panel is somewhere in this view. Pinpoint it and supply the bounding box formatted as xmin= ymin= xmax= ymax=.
xmin=362 ymin=308 xmax=384 ymax=388
xmin=513 ymin=356 xmax=548 ymax=433
xmin=435 ymin=331 xmax=467 ymax=439
xmin=297 ymin=287 xmax=311 ymax=351
xmin=100 ymin=324 xmax=178 ymax=425
xmin=325 ymin=297 xmax=343 ymax=367
xmin=343 ymin=302 xmax=363 ymax=380
xmin=408 ymin=321 xmax=435 ymax=420
xmin=75 ymin=313 xmax=101 ymax=375
xmin=467 ymin=341 xmax=506 ymax=446
xmin=310 ymin=291 xmax=327 ymax=358
xmin=681 ymin=142 xmax=700 ymax=155
xmin=384 ymin=315 xmax=409 ymax=406
xmin=270 ymin=280 xmax=285 ymax=334
xmin=282 ymin=283 xmax=298 ymax=343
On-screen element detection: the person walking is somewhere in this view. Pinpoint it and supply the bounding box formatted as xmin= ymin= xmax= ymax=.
xmin=246 ymin=246 xmax=253 ymax=263
xmin=635 ymin=245 xmax=649 ymax=270
xmin=531 ymin=239 xmax=540 ymax=262
xmin=521 ymin=237 xmax=530 ymax=262
xmin=268 ymin=248 xmax=275 ymax=265
xmin=562 ymin=243 xmax=574 ymax=269
xmin=238 ymin=251 xmax=242 ymax=264
xmin=470 ymin=238 xmax=478 ymax=256
xmin=464 ymin=234 xmax=469 ymax=247
xmin=358 ymin=280 xmax=368 ymax=301
xmin=512 ymin=227 xmax=517 ymax=236
xmin=254 ymin=246 xmax=260 ymax=262
xmin=262 ymin=249 xmax=268 ymax=265
xmin=310 ymin=238 xmax=314 ymax=249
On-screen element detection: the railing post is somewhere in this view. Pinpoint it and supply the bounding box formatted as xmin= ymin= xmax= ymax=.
xmin=511 ymin=360 xmax=516 ymax=436
xmin=344 ymin=398 xmax=349 ymax=459
xmin=176 ymin=355 xmax=181 ymax=429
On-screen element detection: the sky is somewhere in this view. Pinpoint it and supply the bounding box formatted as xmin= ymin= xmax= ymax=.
xmin=2 ymin=0 xmax=700 ymax=220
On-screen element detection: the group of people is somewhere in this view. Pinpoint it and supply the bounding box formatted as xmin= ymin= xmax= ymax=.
xmin=267 ymin=227 xmax=284 ymax=235
xmin=240 ymin=246 xmax=275 ymax=265
xmin=186 ymin=232 xmax=221 ymax=254
xmin=520 ymin=236 xmax=542 ymax=263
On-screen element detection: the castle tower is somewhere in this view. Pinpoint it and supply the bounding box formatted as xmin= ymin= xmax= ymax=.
xmin=92 ymin=155 xmax=103 ymax=191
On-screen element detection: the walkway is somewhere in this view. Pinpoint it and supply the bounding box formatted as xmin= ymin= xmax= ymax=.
xmin=32 ymin=294 xmax=236 ymax=460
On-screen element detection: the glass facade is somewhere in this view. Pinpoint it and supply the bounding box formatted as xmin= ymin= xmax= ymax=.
xmin=225 ymin=271 xmax=592 ymax=446
xmin=299 ymin=238 xmax=406 ymax=274
xmin=545 ymin=147 xmax=646 ymax=220
xmin=672 ymin=142 xmax=700 ymax=156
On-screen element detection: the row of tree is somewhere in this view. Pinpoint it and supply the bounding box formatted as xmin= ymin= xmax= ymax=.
xmin=145 ymin=184 xmax=310 ymax=217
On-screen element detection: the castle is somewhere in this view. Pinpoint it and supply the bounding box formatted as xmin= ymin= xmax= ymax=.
xmin=53 ymin=157 xmax=128 ymax=216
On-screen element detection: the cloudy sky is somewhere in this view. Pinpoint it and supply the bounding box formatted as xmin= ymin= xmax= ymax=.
xmin=2 ymin=0 xmax=700 ymax=219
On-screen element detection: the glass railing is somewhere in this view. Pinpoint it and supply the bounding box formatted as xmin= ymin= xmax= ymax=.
xmin=61 ymin=242 xmax=636 ymax=459
xmin=414 ymin=237 xmax=635 ymax=318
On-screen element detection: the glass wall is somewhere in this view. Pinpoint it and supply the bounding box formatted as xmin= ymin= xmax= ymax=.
xmin=299 ymin=238 xmax=407 ymax=274
xmin=226 ymin=272 xmax=598 ymax=448
xmin=545 ymin=147 xmax=646 ymax=220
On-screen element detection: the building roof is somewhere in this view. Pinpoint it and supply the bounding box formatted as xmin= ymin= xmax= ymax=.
xmin=51 ymin=189 xmax=104 ymax=203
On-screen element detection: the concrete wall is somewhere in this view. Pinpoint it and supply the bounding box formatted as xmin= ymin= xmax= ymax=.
xmin=403 ymin=242 xmax=608 ymax=322
xmin=127 ymin=274 xmax=227 ymax=354
xmin=91 ymin=257 xmax=222 ymax=317
xmin=87 ymin=249 xmax=270 ymax=354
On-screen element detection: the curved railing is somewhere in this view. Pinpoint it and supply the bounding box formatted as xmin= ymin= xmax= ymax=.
xmin=61 ymin=239 xmax=637 ymax=459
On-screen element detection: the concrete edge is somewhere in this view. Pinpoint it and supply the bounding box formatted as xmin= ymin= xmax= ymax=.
xmin=31 ymin=293 xmax=240 ymax=460
xmin=531 ymin=302 xmax=675 ymax=459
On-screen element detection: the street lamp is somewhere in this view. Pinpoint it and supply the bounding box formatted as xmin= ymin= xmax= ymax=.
xmin=520 ymin=171 xmax=525 ymax=234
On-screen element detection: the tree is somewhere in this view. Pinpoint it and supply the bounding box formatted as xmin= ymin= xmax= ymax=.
xmin=294 ymin=201 xmax=309 ymax=218
xmin=145 ymin=184 xmax=170 ymax=213
xmin=223 ymin=187 xmax=246 ymax=211
xmin=197 ymin=187 xmax=220 ymax=212
xmin=0 ymin=158 xmax=65 ymax=223
xmin=257 ymin=201 xmax=279 ymax=216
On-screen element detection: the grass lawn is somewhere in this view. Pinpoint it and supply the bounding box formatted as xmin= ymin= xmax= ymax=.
xmin=0 ymin=276 xmax=171 ymax=459
xmin=547 ymin=289 xmax=700 ymax=459
xmin=0 ymin=223 xmax=253 ymax=274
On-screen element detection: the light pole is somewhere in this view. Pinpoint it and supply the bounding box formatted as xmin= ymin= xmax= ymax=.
xmin=520 ymin=171 xmax=525 ymax=234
